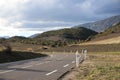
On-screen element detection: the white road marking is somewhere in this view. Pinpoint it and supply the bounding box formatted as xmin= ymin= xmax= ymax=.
xmin=46 ymin=70 xmax=58 ymax=76
xmin=50 ymin=55 xmax=53 ymax=57
xmin=0 ymin=70 xmax=14 ymax=74
xmin=63 ymin=64 xmax=69 ymax=67
xmin=22 ymin=65 xmax=33 ymax=68
xmin=45 ymin=61 xmax=50 ymax=63
xmin=35 ymin=63 xmax=43 ymax=66
xmin=72 ymin=61 xmax=75 ymax=63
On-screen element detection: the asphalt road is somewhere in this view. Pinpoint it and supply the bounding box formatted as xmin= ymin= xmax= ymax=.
xmin=0 ymin=53 xmax=76 ymax=80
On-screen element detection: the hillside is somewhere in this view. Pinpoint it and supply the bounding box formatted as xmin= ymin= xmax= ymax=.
xmin=79 ymin=23 xmax=120 ymax=45
xmin=34 ymin=27 xmax=97 ymax=41
xmin=0 ymin=27 xmax=97 ymax=47
xmin=103 ymin=22 xmax=120 ymax=33
xmin=7 ymin=36 xmax=28 ymax=42
xmin=75 ymin=15 xmax=120 ymax=32
xmin=94 ymin=22 xmax=120 ymax=38
xmin=29 ymin=33 xmax=40 ymax=38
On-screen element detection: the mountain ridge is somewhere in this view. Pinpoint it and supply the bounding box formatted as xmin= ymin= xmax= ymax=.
xmin=75 ymin=15 xmax=120 ymax=32
xmin=34 ymin=27 xmax=98 ymax=41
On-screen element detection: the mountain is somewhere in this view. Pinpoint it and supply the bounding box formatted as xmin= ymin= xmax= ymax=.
xmin=80 ymin=23 xmax=120 ymax=45
xmin=0 ymin=36 xmax=9 ymax=39
xmin=29 ymin=33 xmax=40 ymax=38
xmin=34 ymin=27 xmax=97 ymax=41
xmin=94 ymin=22 xmax=120 ymax=38
xmin=7 ymin=36 xmax=28 ymax=42
xmin=104 ymin=22 xmax=120 ymax=33
xmin=75 ymin=15 xmax=120 ymax=32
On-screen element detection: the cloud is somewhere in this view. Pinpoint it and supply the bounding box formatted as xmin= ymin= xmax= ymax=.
xmin=0 ymin=0 xmax=120 ymax=37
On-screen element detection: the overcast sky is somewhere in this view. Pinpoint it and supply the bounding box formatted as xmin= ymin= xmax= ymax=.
xmin=0 ymin=0 xmax=120 ymax=37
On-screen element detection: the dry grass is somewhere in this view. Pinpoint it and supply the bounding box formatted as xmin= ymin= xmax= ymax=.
xmin=73 ymin=52 xmax=120 ymax=80
xmin=0 ymin=42 xmax=47 ymax=63
xmin=80 ymin=36 xmax=120 ymax=45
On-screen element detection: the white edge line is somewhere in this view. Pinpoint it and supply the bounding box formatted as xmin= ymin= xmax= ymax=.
xmin=35 ymin=63 xmax=43 ymax=65
xmin=0 ymin=70 xmax=14 ymax=74
xmin=22 ymin=65 xmax=33 ymax=68
xmin=46 ymin=70 xmax=58 ymax=76
xmin=63 ymin=64 xmax=69 ymax=67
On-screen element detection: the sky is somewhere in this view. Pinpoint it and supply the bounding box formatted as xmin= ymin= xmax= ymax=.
xmin=0 ymin=0 xmax=120 ymax=37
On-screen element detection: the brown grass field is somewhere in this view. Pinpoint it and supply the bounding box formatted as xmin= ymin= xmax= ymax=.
xmin=63 ymin=52 xmax=120 ymax=80
xmin=0 ymin=42 xmax=120 ymax=80
xmin=80 ymin=36 xmax=120 ymax=45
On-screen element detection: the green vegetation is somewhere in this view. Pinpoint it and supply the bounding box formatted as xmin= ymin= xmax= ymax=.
xmin=35 ymin=27 xmax=97 ymax=40
xmin=0 ymin=27 xmax=97 ymax=47
xmin=74 ymin=52 xmax=120 ymax=80
xmin=0 ymin=38 xmax=6 ymax=43
xmin=31 ymin=27 xmax=97 ymax=47
xmin=7 ymin=36 xmax=28 ymax=43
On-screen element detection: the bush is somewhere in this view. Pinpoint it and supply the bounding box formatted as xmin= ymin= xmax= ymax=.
xmin=2 ymin=42 xmax=12 ymax=55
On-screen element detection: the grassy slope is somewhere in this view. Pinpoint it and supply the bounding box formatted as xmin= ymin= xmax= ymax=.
xmin=34 ymin=27 xmax=97 ymax=41
xmin=79 ymin=23 xmax=120 ymax=45
xmin=80 ymin=36 xmax=120 ymax=45
xmin=73 ymin=52 xmax=120 ymax=80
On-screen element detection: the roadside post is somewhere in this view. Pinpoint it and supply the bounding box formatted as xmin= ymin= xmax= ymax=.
xmin=83 ymin=50 xmax=87 ymax=60
xmin=81 ymin=49 xmax=87 ymax=62
xmin=75 ymin=50 xmax=80 ymax=67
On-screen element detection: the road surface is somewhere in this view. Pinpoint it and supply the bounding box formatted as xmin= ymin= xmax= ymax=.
xmin=0 ymin=53 xmax=76 ymax=80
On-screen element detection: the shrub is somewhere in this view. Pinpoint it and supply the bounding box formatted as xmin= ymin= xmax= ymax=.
xmin=1 ymin=42 xmax=12 ymax=55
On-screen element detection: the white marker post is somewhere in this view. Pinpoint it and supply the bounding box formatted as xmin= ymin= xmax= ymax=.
xmin=75 ymin=50 xmax=80 ymax=67
xmin=81 ymin=49 xmax=84 ymax=61
xmin=83 ymin=50 xmax=87 ymax=60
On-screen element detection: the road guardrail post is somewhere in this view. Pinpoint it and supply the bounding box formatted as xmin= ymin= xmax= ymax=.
xmin=83 ymin=50 xmax=87 ymax=60
xmin=75 ymin=50 xmax=80 ymax=67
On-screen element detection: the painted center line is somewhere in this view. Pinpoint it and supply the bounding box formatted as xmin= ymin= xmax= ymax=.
xmin=46 ymin=70 xmax=58 ymax=76
xmin=0 ymin=70 xmax=15 ymax=74
xmin=22 ymin=65 xmax=33 ymax=68
xmin=63 ymin=64 xmax=69 ymax=67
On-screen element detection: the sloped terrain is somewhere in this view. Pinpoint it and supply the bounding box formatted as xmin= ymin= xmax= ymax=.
xmin=75 ymin=15 xmax=120 ymax=32
xmin=34 ymin=27 xmax=97 ymax=41
xmin=80 ymin=23 xmax=120 ymax=45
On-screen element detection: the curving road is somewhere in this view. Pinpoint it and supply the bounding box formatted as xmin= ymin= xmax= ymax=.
xmin=0 ymin=53 xmax=76 ymax=80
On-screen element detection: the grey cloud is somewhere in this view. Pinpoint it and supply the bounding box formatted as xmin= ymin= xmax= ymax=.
xmin=15 ymin=0 xmax=118 ymax=33
xmin=22 ymin=22 xmax=74 ymax=28
xmin=0 ymin=0 xmax=120 ymax=37
xmin=21 ymin=0 xmax=120 ymax=24
xmin=22 ymin=0 xmax=94 ymax=22
xmin=95 ymin=0 xmax=120 ymax=15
